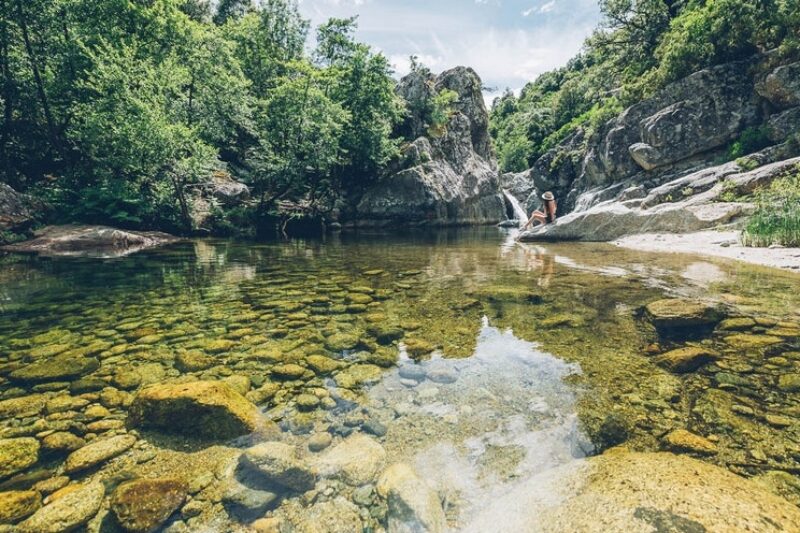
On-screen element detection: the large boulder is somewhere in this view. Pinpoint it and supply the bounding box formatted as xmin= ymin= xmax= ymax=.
xmin=127 ymin=381 xmax=259 ymax=440
xmin=756 ymin=61 xmax=800 ymax=109
xmin=1 ymin=225 xmax=179 ymax=258
xmin=0 ymin=183 xmax=44 ymax=235
xmin=355 ymin=67 xmax=504 ymax=226
xmin=463 ymin=452 xmax=800 ymax=532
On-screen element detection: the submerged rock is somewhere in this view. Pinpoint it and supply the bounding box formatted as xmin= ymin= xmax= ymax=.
xmin=0 ymin=394 xmax=46 ymax=419
xmin=315 ymin=433 xmax=386 ymax=486
xmin=291 ymin=497 xmax=363 ymax=533
xmin=111 ymin=478 xmax=187 ymax=533
xmin=17 ymin=480 xmax=104 ymax=533
xmin=242 ymin=442 xmax=316 ymax=492
xmin=0 ymin=437 xmax=40 ymax=479
xmin=0 ymin=490 xmax=41 ymax=524
xmin=128 ymin=381 xmax=258 ymax=440
xmin=653 ymin=347 xmax=719 ymax=373
xmin=8 ymin=355 xmax=99 ymax=383
xmin=662 ymin=429 xmax=718 ymax=455
xmin=64 ymin=434 xmax=136 ymax=473
xmin=377 ymin=463 xmax=445 ymax=533
xmin=465 ymin=452 xmax=800 ymax=532
xmin=644 ymin=299 xmax=725 ymax=333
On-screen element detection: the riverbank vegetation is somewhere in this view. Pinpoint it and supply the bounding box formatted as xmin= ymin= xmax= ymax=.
xmin=742 ymin=168 xmax=800 ymax=247
xmin=490 ymin=0 xmax=800 ymax=173
xmin=0 ymin=0 xmax=427 ymax=233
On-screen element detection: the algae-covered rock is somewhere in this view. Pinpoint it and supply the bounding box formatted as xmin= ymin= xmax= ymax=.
xmin=175 ymin=350 xmax=216 ymax=372
xmin=334 ymin=364 xmax=383 ymax=389
xmin=644 ymin=299 xmax=725 ymax=332
xmin=111 ymin=478 xmax=187 ymax=533
xmin=17 ymin=481 xmax=104 ymax=533
xmin=377 ymin=463 xmax=445 ymax=533
xmin=777 ymin=374 xmax=800 ymax=392
xmin=291 ymin=497 xmax=364 ymax=533
xmin=653 ymin=347 xmax=719 ymax=374
xmin=662 ymin=429 xmax=718 ymax=455
xmin=0 ymin=490 xmax=41 ymax=524
xmin=305 ymin=355 xmax=341 ymax=375
xmin=271 ymin=363 xmax=307 ymax=380
xmin=9 ymin=355 xmax=99 ymax=383
xmin=64 ymin=434 xmax=136 ymax=473
xmin=295 ymin=393 xmax=321 ymax=411
xmin=717 ymin=317 xmax=756 ymax=331
xmin=128 ymin=381 xmax=258 ymax=439
xmin=242 ymin=442 xmax=316 ymax=492
xmin=0 ymin=394 xmax=46 ymax=419
xmin=0 ymin=437 xmax=39 ymax=479
xmin=724 ymin=333 xmax=783 ymax=350
xmin=42 ymin=431 xmax=86 ymax=453
xmin=325 ymin=333 xmax=361 ymax=352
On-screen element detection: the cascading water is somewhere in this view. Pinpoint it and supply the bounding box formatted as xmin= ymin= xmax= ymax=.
xmin=502 ymin=189 xmax=529 ymax=228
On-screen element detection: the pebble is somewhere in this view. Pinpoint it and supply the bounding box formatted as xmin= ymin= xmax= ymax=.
xmin=308 ymin=432 xmax=333 ymax=452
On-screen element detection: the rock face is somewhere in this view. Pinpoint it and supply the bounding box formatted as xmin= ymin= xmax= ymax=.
xmin=111 ymin=478 xmax=188 ymax=533
xmin=510 ymin=54 xmax=800 ymax=242
xmin=377 ymin=463 xmax=445 ymax=533
xmin=1 ymin=224 xmax=180 ymax=258
xmin=17 ymin=481 xmax=105 ymax=533
xmin=0 ymin=183 xmax=44 ymax=235
xmin=464 ymin=452 xmax=800 ymax=532
xmin=355 ymin=67 xmax=505 ymax=226
xmin=127 ymin=381 xmax=258 ymax=440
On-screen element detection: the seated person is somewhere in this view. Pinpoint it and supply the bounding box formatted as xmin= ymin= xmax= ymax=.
xmin=522 ymin=191 xmax=557 ymax=229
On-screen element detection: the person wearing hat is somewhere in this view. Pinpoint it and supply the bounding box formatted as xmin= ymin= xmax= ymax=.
xmin=522 ymin=191 xmax=557 ymax=230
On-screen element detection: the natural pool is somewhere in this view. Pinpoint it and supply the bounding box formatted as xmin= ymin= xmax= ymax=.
xmin=1 ymin=228 xmax=800 ymax=532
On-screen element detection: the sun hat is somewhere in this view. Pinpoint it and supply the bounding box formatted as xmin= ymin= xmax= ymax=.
xmin=542 ymin=191 xmax=555 ymax=201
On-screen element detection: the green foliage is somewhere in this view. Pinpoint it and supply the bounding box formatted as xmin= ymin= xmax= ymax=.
xmin=742 ymin=170 xmax=800 ymax=247
xmin=490 ymin=0 xmax=798 ymax=173
xmin=728 ymin=126 xmax=771 ymax=160
xmin=428 ymin=89 xmax=459 ymax=136
xmin=0 ymin=0 xmax=403 ymax=232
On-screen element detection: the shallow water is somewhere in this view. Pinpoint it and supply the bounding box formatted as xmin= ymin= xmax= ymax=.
xmin=1 ymin=228 xmax=799 ymax=531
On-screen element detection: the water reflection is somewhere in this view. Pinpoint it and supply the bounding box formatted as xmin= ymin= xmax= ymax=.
xmin=365 ymin=317 xmax=587 ymax=529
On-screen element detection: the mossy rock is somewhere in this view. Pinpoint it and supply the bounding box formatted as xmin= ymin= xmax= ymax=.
xmin=306 ymin=355 xmax=342 ymax=375
xmin=111 ymin=478 xmax=187 ymax=533
xmin=653 ymin=347 xmax=719 ymax=374
xmin=723 ymin=334 xmax=783 ymax=350
xmin=0 ymin=490 xmax=41 ymax=524
xmin=717 ymin=317 xmax=756 ymax=331
xmin=128 ymin=381 xmax=258 ymax=440
xmin=200 ymin=339 xmax=237 ymax=354
xmin=334 ymin=364 xmax=383 ymax=389
xmin=366 ymin=325 xmax=405 ymax=345
xmin=0 ymin=437 xmax=40 ymax=479
xmin=9 ymin=355 xmax=99 ymax=383
xmin=404 ymin=338 xmax=435 ymax=359
xmin=644 ymin=299 xmax=725 ymax=332
xmin=325 ymin=333 xmax=361 ymax=352
xmin=175 ymin=351 xmax=216 ymax=372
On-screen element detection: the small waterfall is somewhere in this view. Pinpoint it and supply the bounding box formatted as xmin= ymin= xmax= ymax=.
xmin=502 ymin=189 xmax=529 ymax=228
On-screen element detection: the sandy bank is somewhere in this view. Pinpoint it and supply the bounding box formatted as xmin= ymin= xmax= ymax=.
xmin=613 ymin=230 xmax=800 ymax=272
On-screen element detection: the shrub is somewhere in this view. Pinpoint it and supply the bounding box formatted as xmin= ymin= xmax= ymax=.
xmin=728 ymin=126 xmax=772 ymax=160
xmin=742 ymin=169 xmax=800 ymax=247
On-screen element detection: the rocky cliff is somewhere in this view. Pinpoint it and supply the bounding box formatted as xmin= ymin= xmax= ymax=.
xmin=0 ymin=183 xmax=47 ymax=242
xmin=353 ymin=67 xmax=505 ymax=227
xmin=513 ymin=53 xmax=800 ymax=242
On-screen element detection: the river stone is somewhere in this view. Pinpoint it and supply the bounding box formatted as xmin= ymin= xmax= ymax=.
xmin=724 ymin=333 xmax=783 ymax=350
xmin=111 ymin=478 xmax=187 ymax=533
xmin=0 ymin=394 xmax=46 ymax=419
xmin=644 ymin=299 xmax=725 ymax=331
xmin=377 ymin=463 xmax=445 ymax=533
xmin=221 ymin=477 xmax=278 ymax=522
xmin=64 ymin=434 xmax=136 ymax=473
xmin=334 ymin=364 xmax=383 ymax=389
xmin=292 ymin=497 xmax=363 ymax=533
xmin=9 ymin=355 xmax=99 ymax=383
xmin=174 ymin=351 xmax=215 ymax=373
xmin=718 ymin=317 xmax=756 ymax=331
xmin=0 ymin=438 xmax=39 ymax=479
xmin=324 ymin=333 xmax=360 ymax=352
xmin=295 ymin=394 xmax=320 ymax=411
xmin=307 ymin=432 xmax=333 ymax=452
xmin=662 ymin=429 xmax=718 ymax=455
xmin=17 ymin=480 xmax=104 ymax=533
xmin=777 ymin=374 xmax=800 ymax=392
xmin=315 ymin=433 xmax=386 ymax=486
xmin=305 ymin=355 xmax=341 ymax=375
xmin=464 ymin=452 xmax=800 ymax=532
xmin=271 ymin=364 xmax=307 ymax=380
xmin=42 ymin=431 xmax=86 ymax=453
xmin=242 ymin=442 xmax=316 ymax=492
xmin=653 ymin=347 xmax=719 ymax=374
xmin=128 ymin=381 xmax=258 ymax=440
xmin=45 ymin=395 xmax=90 ymax=414
xmin=0 ymin=490 xmax=41 ymax=524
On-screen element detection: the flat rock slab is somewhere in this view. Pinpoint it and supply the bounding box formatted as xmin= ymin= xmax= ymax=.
xmin=644 ymin=299 xmax=725 ymax=331
xmin=17 ymin=481 xmax=104 ymax=533
xmin=9 ymin=355 xmax=99 ymax=383
xmin=128 ymin=381 xmax=258 ymax=440
xmin=64 ymin=434 xmax=136 ymax=473
xmin=1 ymin=224 xmax=180 ymax=258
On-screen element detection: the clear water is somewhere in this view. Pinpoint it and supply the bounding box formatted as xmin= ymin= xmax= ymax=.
xmin=1 ymin=227 xmax=799 ymax=531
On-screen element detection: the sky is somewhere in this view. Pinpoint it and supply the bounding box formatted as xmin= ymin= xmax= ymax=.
xmin=297 ymin=0 xmax=601 ymax=103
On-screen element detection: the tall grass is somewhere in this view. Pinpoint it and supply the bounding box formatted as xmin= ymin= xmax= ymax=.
xmin=742 ymin=170 xmax=800 ymax=247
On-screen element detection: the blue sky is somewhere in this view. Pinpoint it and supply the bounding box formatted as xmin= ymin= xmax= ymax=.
xmin=298 ymin=0 xmax=601 ymax=101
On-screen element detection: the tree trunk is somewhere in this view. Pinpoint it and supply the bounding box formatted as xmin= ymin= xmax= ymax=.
xmin=15 ymin=0 xmax=62 ymax=159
